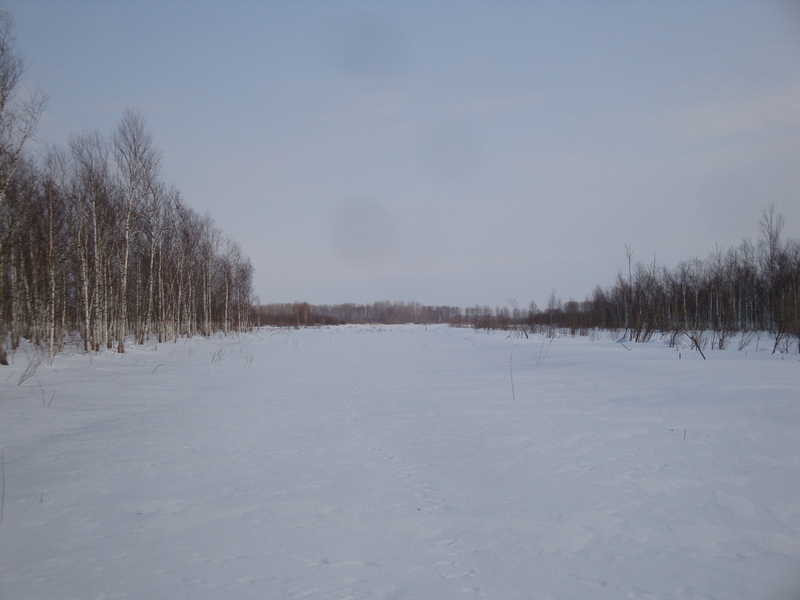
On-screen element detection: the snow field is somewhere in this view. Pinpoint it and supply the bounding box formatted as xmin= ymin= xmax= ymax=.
xmin=1 ymin=325 xmax=799 ymax=599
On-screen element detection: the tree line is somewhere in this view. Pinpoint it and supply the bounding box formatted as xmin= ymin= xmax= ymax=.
xmin=254 ymin=300 xmax=540 ymax=330
xmin=545 ymin=206 xmax=799 ymax=353
xmin=256 ymin=206 xmax=800 ymax=356
xmin=460 ymin=206 xmax=799 ymax=355
xmin=0 ymin=11 xmax=253 ymax=364
xmin=254 ymin=301 xmax=466 ymax=327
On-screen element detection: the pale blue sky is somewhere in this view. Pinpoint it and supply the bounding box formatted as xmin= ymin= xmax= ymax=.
xmin=8 ymin=1 xmax=800 ymax=308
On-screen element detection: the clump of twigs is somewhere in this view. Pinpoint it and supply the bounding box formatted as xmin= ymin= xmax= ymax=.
xmin=683 ymin=331 xmax=707 ymax=360
xmin=211 ymin=344 xmax=227 ymax=363
xmin=39 ymin=382 xmax=55 ymax=408
xmin=534 ymin=336 xmax=553 ymax=366
xmin=18 ymin=350 xmax=43 ymax=386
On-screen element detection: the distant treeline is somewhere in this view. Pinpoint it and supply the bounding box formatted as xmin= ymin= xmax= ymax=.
xmin=253 ymin=300 xmax=546 ymax=330
xmin=254 ymin=301 xmax=466 ymax=327
xmin=0 ymin=12 xmax=254 ymax=364
xmin=257 ymin=206 xmax=800 ymax=354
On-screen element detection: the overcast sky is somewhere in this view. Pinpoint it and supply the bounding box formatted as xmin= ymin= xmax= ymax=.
xmin=8 ymin=1 xmax=800 ymax=308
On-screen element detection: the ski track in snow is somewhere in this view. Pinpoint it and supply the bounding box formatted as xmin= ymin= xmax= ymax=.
xmin=1 ymin=325 xmax=799 ymax=599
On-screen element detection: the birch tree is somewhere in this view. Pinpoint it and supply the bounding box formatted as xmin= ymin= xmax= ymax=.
xmin=69 ymin=130 xmax=115 ymax=350
xmin=112 ymin=108 xmax=161 ymax=352
xmin=0 ymin=10 xmax=45 ymax=364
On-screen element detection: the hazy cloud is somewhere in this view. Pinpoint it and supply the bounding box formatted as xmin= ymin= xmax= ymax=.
xmin=328 ymin=198 xmax=400 ymax=269
xmin=337 ymin=13 xmax=410 ymax=80
xmin=416 ymin=118 xmax=484 ymax=184
xmin=672 ymin=85 xmax=800 ymax=138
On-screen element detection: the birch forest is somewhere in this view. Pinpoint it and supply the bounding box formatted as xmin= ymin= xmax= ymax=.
xmin=0 ymin=10 xmax=254 ymax=365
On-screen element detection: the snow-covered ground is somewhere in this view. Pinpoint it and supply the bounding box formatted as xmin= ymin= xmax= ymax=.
xmin=1 ymin=325 xmax=799 ymax=599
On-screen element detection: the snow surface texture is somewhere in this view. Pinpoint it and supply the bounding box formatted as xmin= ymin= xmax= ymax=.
xmin=1 ymin=325 xmax=799 ymax=599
